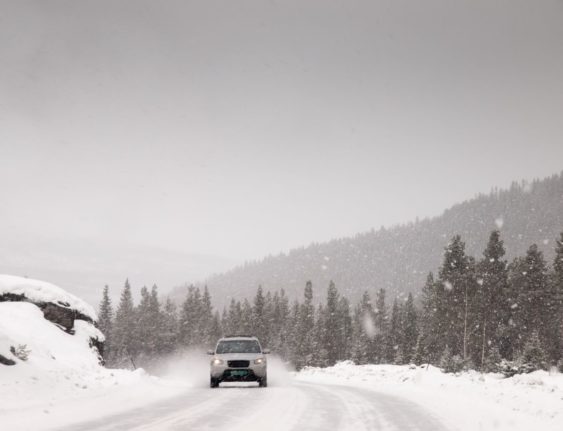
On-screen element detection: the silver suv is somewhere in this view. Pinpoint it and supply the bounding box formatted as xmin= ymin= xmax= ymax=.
xmin=208 ymin=336 xmax=270 ymax=388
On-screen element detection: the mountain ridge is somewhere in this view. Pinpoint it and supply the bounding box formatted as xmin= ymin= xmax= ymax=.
xmin=177 ymin=172 xmax=563 ymax=308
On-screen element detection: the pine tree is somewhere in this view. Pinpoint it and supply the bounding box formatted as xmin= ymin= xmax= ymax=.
xmin=200 ymin=286 xmax=214 ymax=346
xmin=263 ymin=290 xmax=275 ymax=348
xmin=135 ymin=286 xmax=152 ymax=362
xmin=209 ymin=311 xmax=222 ymax=346
xmin=286 ymin=300 xmax=300 ymax=366
xmin=402 ymin=293 xmax=418 ymax=363
xmin=337 ymin=296 xmax=353 ymax=361
xmin=311 ymin=303 xmax=329 ymax=367
xmin=482 ymin=346 xmax=502 ymax=373
xmin=351 ymin=303 xmax=368 ymax=364
xmin=419 ymin=272 xmax=441 ymax=363
xmin=179 ymin=286 xmax=203 ymax=347
xmin=439 ymin=345 xmax=464 ymax=373
xmin=519 ymin=331 xmax=548 ymax=371
xmin=546 ymin=233 xmax=563 ymax=362
xmin=270 ymin=292 xmax=283 ymax=354
xmin=240 ymin=299 xmax=253 ymax=334
xmin=220 ymin=307 xmax=229 ymax=336
xmin=98 ymin=285 xmax=113 ymax=361
xmin=274 ymin=289 xmax=291 ymax=360
xmin=112 ymin=279 xmax=136 ymax=367
xmin=373 ymin=289 xmax=388 ymax=363
xmin=252 ymin=286 xmax=267 ymax=345
xmin=352 ymin=291 xmax=375 ymax=364
xmin=296 ymin=281 xmax=315 ymax=367
xmin=437 ymin=236 xmax=477 ymax=360
xmin=412 ymin=335 xmax=426 ymax=365
xmin=160 ymin=298 xmax=178 ymax=355
xmin=387 ymin=298 xmax=403 ymax=363
xmin=477 ymin=231 xmax=508 ymax=368
xmin=324 ymin=281 xmax=341 ymax=365
xmin=226 ymin=299 xmax=242 ymax=335
xmin=513 ymin=245 xmax=549 ymax=351
xmin=149 ymin=285 xmax=163 ymax=356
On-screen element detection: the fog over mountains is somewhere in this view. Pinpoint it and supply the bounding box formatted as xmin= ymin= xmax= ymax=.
xmin=181 ymin=172 xmax=563 ymax=307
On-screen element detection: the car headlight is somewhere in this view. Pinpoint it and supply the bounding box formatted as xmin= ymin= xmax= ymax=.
xmin=254 ymin=357 xmax=265 ymax=365
xmin=211 ymin=358 xmax=224 ymax=366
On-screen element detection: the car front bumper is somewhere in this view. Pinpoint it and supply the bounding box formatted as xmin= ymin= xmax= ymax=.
xmin=210 ymin=362 xmax=267 ymax=380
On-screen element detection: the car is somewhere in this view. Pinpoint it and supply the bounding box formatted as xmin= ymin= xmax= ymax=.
xmin=208 ymin=335 xmax=270 ymax=388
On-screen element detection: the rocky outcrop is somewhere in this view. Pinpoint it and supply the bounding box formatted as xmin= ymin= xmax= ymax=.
xmin=0 ymin=292 xmax=103 ymax=364
xmin=0 ymin=292 xmax=94 ymax=334
xmin=0 ymin=354 xmax=16 ymax=366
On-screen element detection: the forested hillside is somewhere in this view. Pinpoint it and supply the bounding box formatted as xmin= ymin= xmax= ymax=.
xmin=100 ymin=231 xmax=563 ymax=373
xmin=190 ymin=173 xmax=563 ymax=305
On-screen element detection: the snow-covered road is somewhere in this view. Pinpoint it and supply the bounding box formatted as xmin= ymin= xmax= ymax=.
xmin=57 ymin=381 xmax=448 ymax=431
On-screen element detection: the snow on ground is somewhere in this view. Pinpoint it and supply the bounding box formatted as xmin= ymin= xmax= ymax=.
xmin=0 ymin=361 xmax=188 ymax=431
xmin=2 ymin=275 xmax=562 ymax=430
xmin=0 ymin=274 xmax=97 ymax=320
xmin=295 ymin=361 xmax=563 ymax=431
xmin=0 ymin=277 xmax=189 ymax=431
xmin=0 ymin=302 xmax=102 ymax=371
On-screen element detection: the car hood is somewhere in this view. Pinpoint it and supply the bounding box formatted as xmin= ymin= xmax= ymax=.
xmin=215 ymin=353 xmax=264 ymax=361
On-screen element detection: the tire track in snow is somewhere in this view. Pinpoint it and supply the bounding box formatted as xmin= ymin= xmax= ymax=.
xmin=308 ymin=382 xmax=449 ymax=431
xmin=57 ymin=381 xmax=450 ymax=431
xmin=55 ymin=386 xmax=241 ymax=431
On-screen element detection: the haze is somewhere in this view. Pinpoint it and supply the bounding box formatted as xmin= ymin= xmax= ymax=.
xmin=1 ymin=0 xmax=562 ymax=305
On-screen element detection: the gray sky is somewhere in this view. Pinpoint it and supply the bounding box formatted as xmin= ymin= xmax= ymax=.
xmin=1 ymin=0 xmax=563 ymax=304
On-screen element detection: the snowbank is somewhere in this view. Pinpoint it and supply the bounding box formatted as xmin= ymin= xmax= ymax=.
xmin=0 ymin=302 xmax=102 ymax=371
xmin=296 ymin=361 xmax=563 ymax=431
xmin=0 ymin=276 xmax=187 ymax=431
xmin=0 ymin=274 xmax=96 ymax=320
xmin=0 ymin=363 xmax=187 ymax=431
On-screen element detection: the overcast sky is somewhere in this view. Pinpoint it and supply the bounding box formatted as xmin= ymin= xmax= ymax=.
xmin=1 ymin=0 xmax=562 ymax=302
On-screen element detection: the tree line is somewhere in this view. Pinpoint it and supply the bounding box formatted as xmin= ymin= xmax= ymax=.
xmin=98 ymin=231 xmax=563 ymax=372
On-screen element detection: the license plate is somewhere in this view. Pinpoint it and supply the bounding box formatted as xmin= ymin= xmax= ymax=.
xmin=230 ymin=370 xmax=248 ymax=377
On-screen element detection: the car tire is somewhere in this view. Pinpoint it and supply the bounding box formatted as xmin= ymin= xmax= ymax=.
xmin=210 ymin=377 xmax=220 ymax=388
xmin=259 ymin=375 xmax=268 ymax=388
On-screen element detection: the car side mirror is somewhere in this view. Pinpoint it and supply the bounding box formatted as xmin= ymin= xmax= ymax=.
xmin=263 ymin=349 xmax=271 ymax=354
xmin=207 ymin=350 xmax=215 ymax=355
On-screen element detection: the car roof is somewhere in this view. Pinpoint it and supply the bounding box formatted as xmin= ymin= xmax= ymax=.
xmin=218 ymin=335 xmax=258 ymax=341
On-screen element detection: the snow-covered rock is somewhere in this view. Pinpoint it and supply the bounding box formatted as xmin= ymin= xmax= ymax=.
xmin=0 ymin=302 xmax=103 ymax=370
xmin=0 ymin=274 xmax=103 ymax=367
xmin=0 ymin=274 xmax=96 ymax=320
xmin=0 ymin=275 xmax=187 ymax=431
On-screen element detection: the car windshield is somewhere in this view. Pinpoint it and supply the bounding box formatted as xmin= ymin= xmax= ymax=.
xmin=216 ymin=340 xmax=261 ymax=354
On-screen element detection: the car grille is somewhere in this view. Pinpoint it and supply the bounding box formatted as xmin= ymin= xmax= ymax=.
xmin=228 ymin=360 xmax=250 ymax=368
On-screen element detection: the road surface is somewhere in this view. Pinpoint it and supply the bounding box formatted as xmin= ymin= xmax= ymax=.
xmin=59 ymin=381 xmax=449 ymax=431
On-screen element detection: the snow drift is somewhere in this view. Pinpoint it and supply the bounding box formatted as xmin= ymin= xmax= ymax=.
xmin=0 ymin=274 xmax=187 ymax=431
xmin=0 ymin=274 xmax=103 ymax=368
xmin=296 ymin=361 xmax=563 ymax=431
xmin=0 ymin=274 xmax=97 ymax=320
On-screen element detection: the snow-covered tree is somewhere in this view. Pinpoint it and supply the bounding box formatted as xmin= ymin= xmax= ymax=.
xmin=295 ymin=281 xmax=315 ymax=368
xmin=97 ymin=285 xmax=113 ymax=360
xmin=373 ymin=288 xmax=388 ymax=363
xmin=402 ymin=293 xmax=418 ymax=363
xmin=112 ymin=279 xmax=136 ymax=367
xmin=386 ymin=298 xmax=402 ymax=363
xmin=437 ymin=236 xmax=477 ymax=361
xmin=476 ymin=231 xmax=508 ymax=367
xmin=512 ymin=245 xmax=549 ymax=352
xmin=323 ymin=281 xmax=341 ymax=365
xmin=160 ymin=298 xmax=178 ymax=355
xmin=546 ymin=233 xmax=563 ymax=362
